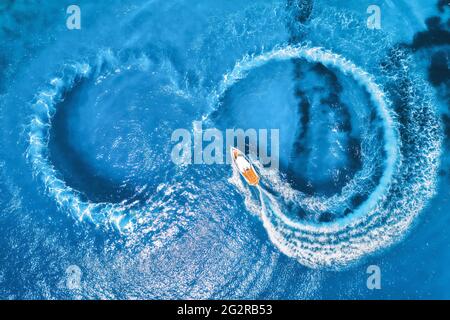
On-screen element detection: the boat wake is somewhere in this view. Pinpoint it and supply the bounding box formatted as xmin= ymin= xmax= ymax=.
xmin=25 ymin=50 xmax=196 ymax=236
xmin=224 ymin=45 xmax=442 ymax=269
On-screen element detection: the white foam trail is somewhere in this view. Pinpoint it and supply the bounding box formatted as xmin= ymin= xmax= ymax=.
xmin=25 ymin=55 xmax=157 ymax=233
xmin=218 ymin=45 xmax=441 ymax=269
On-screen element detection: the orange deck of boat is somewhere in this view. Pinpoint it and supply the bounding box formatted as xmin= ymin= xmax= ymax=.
xmin=242 ymin=168 xmax=259 ymax=186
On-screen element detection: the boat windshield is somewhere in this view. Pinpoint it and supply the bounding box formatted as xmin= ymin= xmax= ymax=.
xmin=235 ymin=156 xmax=251 ymax=172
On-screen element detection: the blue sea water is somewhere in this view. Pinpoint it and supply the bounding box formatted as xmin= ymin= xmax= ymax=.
xmin=0 ymin=0 xmax=449 ymax=299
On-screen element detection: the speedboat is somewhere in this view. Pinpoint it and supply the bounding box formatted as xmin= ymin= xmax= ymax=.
xmin=230 ymin=147 xmax=260 ymax=186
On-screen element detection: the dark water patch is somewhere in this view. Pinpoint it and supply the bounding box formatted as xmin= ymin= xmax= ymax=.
xmin=286 ymin=0 xmax=314 ymax=24
xmin=294 ymin=87 xmax=310 ymax=141
xmin=442 ymin=114 xmax=450 ymax=142
xmin=318 ymin=212 xmax=333 ymax=222
xmin=283 ymin=166 xmax=315 ymax=195
xmin=400 ymin=6 xmax=450 ymax=108
xmin=287 ymin=1 xmax=313 ymax=159
xmin=410 ymin=17 xmax=450 ymax=51
xmin=286 ymin=59 xmax=363 ymax=198
xmin=350 ymin=194 xmax=368 ymax=208
xmin=286 ymin=201 xmax=307 ymax=219
xmin=437 ymin=0 xmax=448 ymax=12
xmin=343 ymin=208 xmax=352 ymax=216
xmin=429 ymin=51 xmax=449 ymax=86
xmin=1 ymin=25 xmax=20 ymax=40
xmin=286 ymin=0 xmax=314 ymax=43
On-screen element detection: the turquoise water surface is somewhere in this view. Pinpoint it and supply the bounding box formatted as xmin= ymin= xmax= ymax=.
xmin=0 ymin=0 xmax=449 ymax=299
